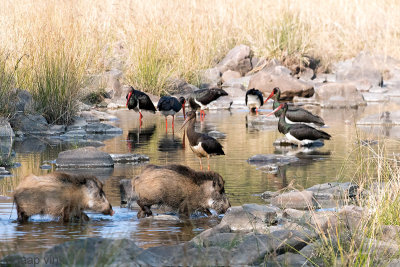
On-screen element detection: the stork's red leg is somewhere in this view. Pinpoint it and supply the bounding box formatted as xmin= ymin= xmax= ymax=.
xmin=199 ymin=157 xmax=203 ymax=170
xmin=172 ymin=115 xmax=175 ymax=132
xmin=256 ymin=108 xmax=258 ymax=115
xmin=165 ymin=117 xmax=168 ymax=133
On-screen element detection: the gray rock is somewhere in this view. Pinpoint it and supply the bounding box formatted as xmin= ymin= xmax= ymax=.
xmin=242 ymin=204 xmax=280 ymax=224
xmin=220 ymin=206 xmax=274 ymax=232
xmin=267 ymin=252 xmax=312 ymax=266
xmin=141 ymin=214 xmax=182 ymax=222
xmin=85 ymin=122 xmax=123 ymax=134
xmin=60 ymin=129 xmax=87 ymax=139
xmin=260 ymin=191 xmax=280 ymax=200
xmin=269 ymin=191 xmax=318 ymax=210
xmin=14 ymin=138 xmax=46 ymax=153
xmin=14 ymin=89 xmax=34 ymax=113
xmin=222 ymin=75 xmax=252 ymax=90
xmin=56 ymin=146 xmax=114 ymax=168
xmin=39 ymin=164 xmax=52 ymax=170
xmin=43 ymin=237 xmax=160 ymax=266
xmin=80 ymin=110 xmax=118 ymax=122
xmin=297 ymin=67 xmax=315 ymax=81
xmin=230 ymin=230 xmax=311 ymax=265
xmin=306 ymin=182 xmax=359 ymax=199
xmin=362 ymin=92 xmax=389 ymax=102
xmin=222 ymin=70 xmax=241 ymax=82
xmin=335 ymin=51 xmax=383 ymax=87
xmin=104 ymin=69 xmax=123 ymax=98
xmin=191 ymin=223 xmax=232 ymax=246
xmin=314 ymin=82 xmax=366 ymax=108
xmin=217 ymin=45 xmax=253 ymax=75
xmin=207 ymin=96 xmax=233 ymax=110
xmin=167 ymin=246 xmax=231 ymax=266
xmin=145 ymin=244 xmax=195 ymax=266
xmin=48 ymin=125 xmax=66 ymax=135
xmin=0 ymin=118 xmax=14 ymax=137
xmin=0 ymin=167 xmax=11 ymax=176
xmin=207 ymin=130 xmax=226 ymax=139
xmin=248 ymin=68 xmax=314 ymax=101
xmin=167 ymin=78 xmax=199 ymax=97
xmin=9 ymin=113 xmax=49 ymax=134
xmin=199 ymin=67 xmax=221 ymax=89
xmin=248 ymin=154 xmax=299 ymax=168
xmin=67 ymin=116 xmax=88 ymax=131
xmin=110 ymin=153 xmax=149 ymax=164
xmin=198 ymin=232 xmax=245 ymax=249
xmin=377 ymin=225 xmax=400 ymax=242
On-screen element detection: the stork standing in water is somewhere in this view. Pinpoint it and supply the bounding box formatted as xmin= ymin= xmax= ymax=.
xmin=180 ymin=111 xmax=224 ymax=170
xmin=188 ymin=88 xmax=228 ymax=121
xmin=266 ymin=103 xmax=331 ymax=146
xmin=157 ymin=96 xmax=186 ymax=133
xmin=245 ymin=88 xmax=264 ymax=114
xmin=126 ymin=86 xmax=156 ymax=126
xmin=265 ymin=87 xmax=325 ymax=126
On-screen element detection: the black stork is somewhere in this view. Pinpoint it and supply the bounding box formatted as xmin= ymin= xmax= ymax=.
xmin=245 ymin=88 xmax=264 ymax=114
xmin=188 ymin=88 xmax=228 ymax=121
xmin=266 ymin=103 xmax=331 ymax=146
xmin=157 ymin=96 xmax=186 ymax=132
xmin=180 ymin=111 xmax=224 ymax=170
xmin=265 ymin=87 xmax=325 ymax=126
xmin=126 ymin=86 xmax=156 ymax=126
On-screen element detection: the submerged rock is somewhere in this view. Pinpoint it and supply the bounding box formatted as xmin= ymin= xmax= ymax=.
xmin=56 ymin=146 xmax=114 ymax=168
xmin=248 ymin=154 xmax=299 ymax=168
xmin=110 ymin=153 xmax=149 ymax=164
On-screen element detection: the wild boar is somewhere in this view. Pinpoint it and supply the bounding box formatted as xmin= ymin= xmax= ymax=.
xmin=14 ymin=172 xmax=114 ymax=222
xmin=133 ymin=164 xmax=231 ymax=218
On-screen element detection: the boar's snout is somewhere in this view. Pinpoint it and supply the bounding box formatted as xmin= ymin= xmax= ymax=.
xmin=102 ymin=204 xmax=114 ymax=216
xmin=210 ymin=192 xmax=231 ymax=214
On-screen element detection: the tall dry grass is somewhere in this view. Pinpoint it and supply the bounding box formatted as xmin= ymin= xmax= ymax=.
xmin=0 ymin=0 xmax=400 ymax=116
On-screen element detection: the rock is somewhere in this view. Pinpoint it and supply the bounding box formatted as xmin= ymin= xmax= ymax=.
xmin=0 ymin=118 xmax=14 ymax=137
xmin=167 ymin=246 xmax=231 ymax=266
xmin=104 ymin=69 xmax=123 ymax=98
xmin=377 ymin=225 xmax=400 ymax=242
xmin=283 ymin=208 xmax=308 ymax=220
xmin=39 ymin=164 xmax=52 ymax=170
xmin=14 ymin=89 xmax=34 ymax=113
xmin=67 ymin=116 xmax=88 ymax=131
xmin=361 ymin=238 xmax=399 ymax=258
xmin=335 ymin=51 xmax=383 ymax=87
xmin=313 ymin=73 xmax=336 ymax=83
xmin=220 ymin=205 xmax=277 ymax=232
xmin=260 ymin=191 xmax=280 ymax=200
xmin=267 ymin=252 xmax=312 ymax=266
xmin=207 ymin=131 xmax=226 ymax=139
xmin=0 ymin=167 xmax=11 ymax=176
xmin=230 ymin=230 xmax=311 ymax=265
xmin=357 ymin=110 xmax=400 ymax=125
xmin=85 ymin=122 xmax=123 ymax=134
xmin=14 ymin=138 xmax=46 ymax=153
xmin=242 ymin=204 xmax=280 ymax=224
xmin=362 ymin=92 xmax=389 ymax=102
xmin=248 ymin=154 xmax=299 ymax=168
xmin=145 ymin=243 xmax=196 ymax=266
xmin=56 ymin=146 xmax=114 ymax=168
xmin=297 ymin=67 xmax=315 ymax=81
xmin=9 ymin=113 xmax=49 ymax=135
xmin=191 ymin=223 xmax=232 ymax=246
xmin=206 ymin=96 xmax=233 ymax=110
xmin=77 ymin=101 xmax=91 ymax=112
xmin=222 ymin=75 xmax=252 ymax=90
xmin=43 ymin=237 xmax=160 ymax=266
xmin=248 ymin=68 xmax=314 ymax=101
xmin=269 ymin=191 xmax=318 ymax=210
xmin=217 ymin=45 xmax=253 ymax=75
xmin=306 ymin=182 xmax=359 ymax=199
xmin=221 ymin=70 xmax=241 ymax=82
xmin=314 ymin=82 xmax=366 ymax=108
xmin=198 ymin=232 xmax=245 ymax=249
xmin=60 ymin=129 xmax=87 ymax=139
xmin=48 ymin=125 xmax=66 ymax=135
xmin=338 ymin=205 xmax=364 ymax=232
xmin=110 ymin=153 xmax=149 ymax=164
xmin=199 ymin=67 xmax=221 ymax=89
xmin=141 ymin=214 xmax=182 ymax=222
xmin=167 ymin=78 xmax=199 ymax=97
xmin=80 ymin=110 xmax=118 ymax=122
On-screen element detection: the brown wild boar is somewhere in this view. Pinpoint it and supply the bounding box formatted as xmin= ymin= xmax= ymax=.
xmin=14 ymin=172 xmax=114 ymax=222
xmin=133 ymin=164 xmax=231 ymax=218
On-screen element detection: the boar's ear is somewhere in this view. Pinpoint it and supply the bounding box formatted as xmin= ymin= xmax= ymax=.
xmin=86 ymin=179 xmax=99 ymax=190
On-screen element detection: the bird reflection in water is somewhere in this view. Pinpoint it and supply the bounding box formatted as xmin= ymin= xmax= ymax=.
xmin=157 ymin=133 xmax=183 ymax=152
xmin=126 ymin=124 xmax=157 ymax=152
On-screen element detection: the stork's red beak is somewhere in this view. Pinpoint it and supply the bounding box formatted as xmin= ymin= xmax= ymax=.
xmin=264 ymin=90 xmax=275 ymax=104
xmin=126 ymin=92 xmax=132 ymax=107
xmin=265 ymin=103 xmax=284 ymax=117
xmin=180 ymin=114 xmax=192 ymax=131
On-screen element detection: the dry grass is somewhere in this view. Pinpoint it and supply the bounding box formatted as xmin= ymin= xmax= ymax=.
xmin=0 ymin=0 xmax=400 ymax=105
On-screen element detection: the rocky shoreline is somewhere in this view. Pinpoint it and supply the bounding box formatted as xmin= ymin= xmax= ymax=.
xmin=3 ymin=180 xmax=399 ymax=266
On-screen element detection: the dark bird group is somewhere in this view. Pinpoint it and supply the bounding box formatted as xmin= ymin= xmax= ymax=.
xmin=125 ymin=84 xmax=330 ymax=170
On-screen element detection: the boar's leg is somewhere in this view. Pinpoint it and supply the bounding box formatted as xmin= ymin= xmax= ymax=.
xmin=17 ymin=209 xmax=29 ymax=223
xmin=137 ymin=199 xmax=152 ymax=218
xmin=178 ymin=201 xmax=192 ymax=217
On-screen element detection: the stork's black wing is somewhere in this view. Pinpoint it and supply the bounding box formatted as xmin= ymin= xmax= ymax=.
xmin=290 ymin=124 xmax=331 ymax=141
xmin=245 ymin=89 xmax=264 ymax=106
xmin=199 ymin=134 xmax=225 ymax=155
xmin=136 ymin=91 xmax=156 ymax=113
xmin=193 ymin=88 xmax=228 ymax=105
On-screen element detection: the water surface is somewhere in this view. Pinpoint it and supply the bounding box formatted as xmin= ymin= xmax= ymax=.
xmin=1 ymin=103 xmax=400 ymax=255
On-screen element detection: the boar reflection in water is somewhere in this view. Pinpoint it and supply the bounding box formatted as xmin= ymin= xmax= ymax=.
xmin=133 ymin=164 xmax=231 ymax=218
xmin=14 ymin=172 xmax=114 ymax=222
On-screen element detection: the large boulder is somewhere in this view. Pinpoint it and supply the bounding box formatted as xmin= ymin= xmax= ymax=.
xmin=167 ymin=78 xmax=199 ymax=98
xmin=199 ymin=67 xmax=221 ymax=89
xmin=217 ymin=45 xmax=253 ymax=75
xmin=334 ymin=52 xmax=384 ymax=88
xmin=56 ymin=146 xmax=114 ymax=168
xmin=9 ymin=113 xmax=49 ymax=135
xmin=269 ymin=191 xmax=318 ymax=210
xmin=314 ymin=82 xmax=366 ymax=108
xmin=14 ymin=88 xmax=34 ymax=113
xmin=221 ymin=70 xmax=241 ymax=83
xmin=248 ymin=68 xmax=314 ymax=100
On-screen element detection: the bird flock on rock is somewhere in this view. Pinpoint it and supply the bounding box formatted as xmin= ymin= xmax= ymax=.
xmin=126 ymin=85 xmax=331 ymax=170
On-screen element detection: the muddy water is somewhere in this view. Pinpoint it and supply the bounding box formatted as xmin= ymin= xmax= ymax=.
xmin=1 ymin=103 xmax=400 ymax=255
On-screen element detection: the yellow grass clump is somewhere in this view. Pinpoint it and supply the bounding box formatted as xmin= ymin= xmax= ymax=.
xmin=0 ymin=0 xmax=400 ymax=118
